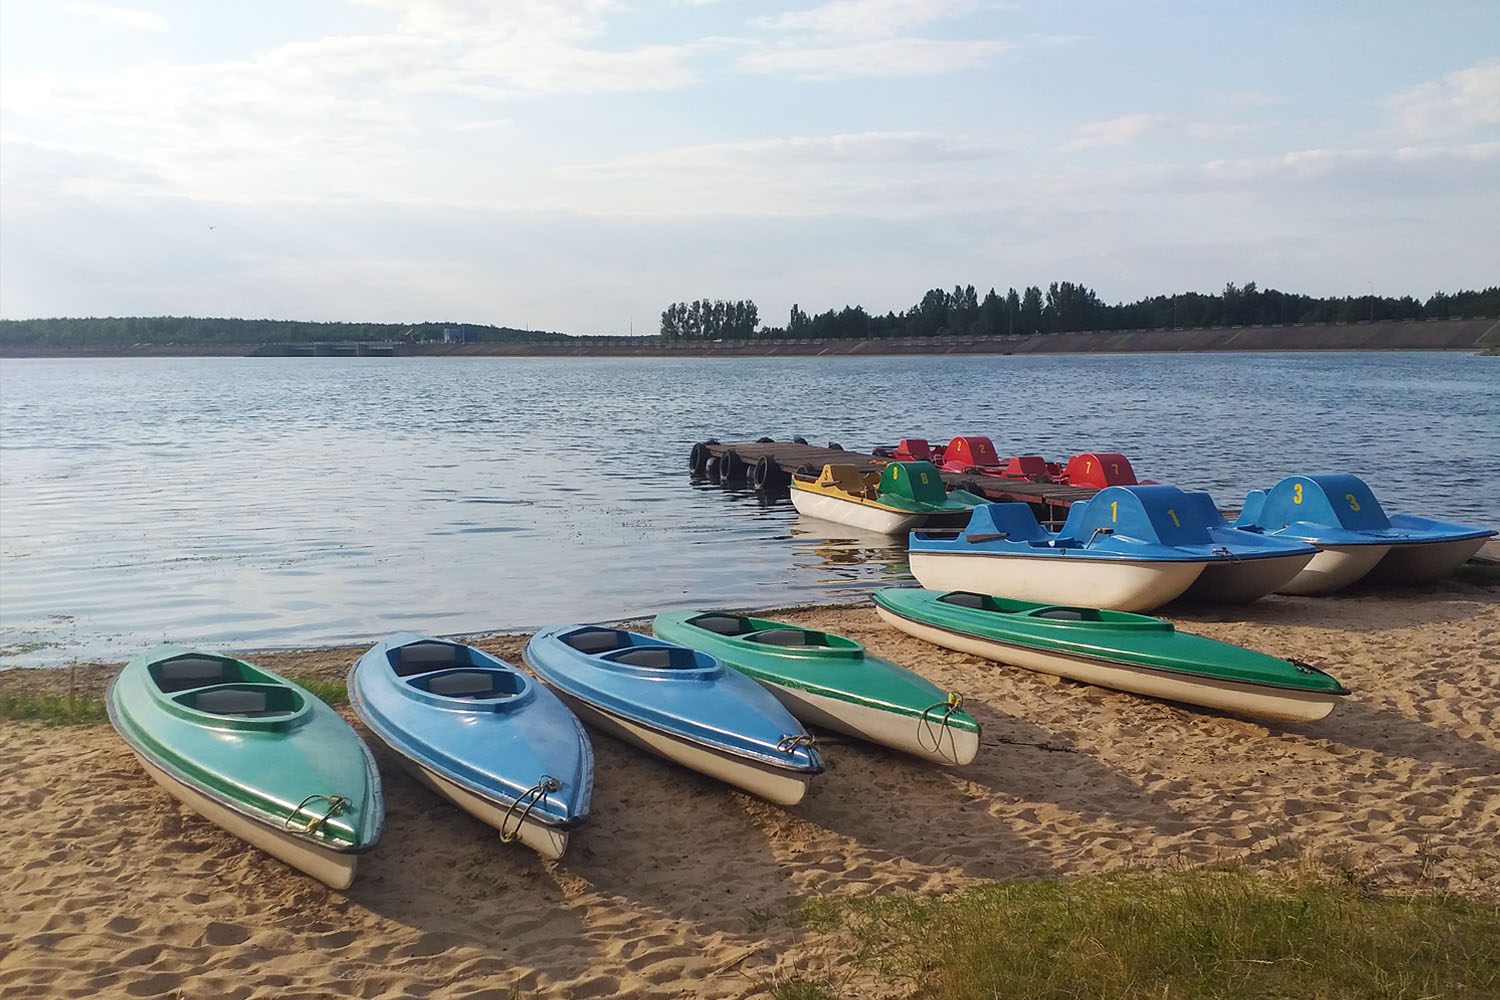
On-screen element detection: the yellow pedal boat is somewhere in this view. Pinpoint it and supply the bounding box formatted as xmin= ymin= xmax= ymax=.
xmin=789 ymin=461 xmax=984 ymax=534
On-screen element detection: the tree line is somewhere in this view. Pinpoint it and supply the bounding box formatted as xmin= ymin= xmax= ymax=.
xmin=671 ymin=283 xmax=1500 ymax=340
xmin=658 ymin=300 xmax=760 ymax=340
xmin=0 ymin=317 xmax=567 ymax=348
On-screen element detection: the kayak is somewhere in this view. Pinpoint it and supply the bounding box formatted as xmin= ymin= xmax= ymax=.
xmin=790 ymin=460 xmax=984 ymax=534
xmin=652 ymin=610 xmax=980 ymax=765
xmin=348 ymin=633 xmax=592 ymax=861
xmin=524 ymin=625 xmax=824 ymax=805
xmin=872 ymin=589 xmax=1348 ymax=722
xmin=107 ymin=643 xmax=384 ymax=889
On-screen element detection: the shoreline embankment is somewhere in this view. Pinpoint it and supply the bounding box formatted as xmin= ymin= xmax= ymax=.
xmin=1 ymin=316 xmax=1497 ymax=359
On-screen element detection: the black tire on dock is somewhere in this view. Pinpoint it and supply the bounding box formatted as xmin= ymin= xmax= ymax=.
xmin=745 ymin=460 xmax=761 ymax=490
xmin=689 ymin=441 xmax=710 ymax=474
xmin=755 ymin=436 xmax=774 ymax=444
xmin=705 ymin=455 xmax=721 ymax=483
xmin=792 ymin=436 xmax=808 ymax=445
xmin=720 ymin=449 xmax=746 ymax=484
xmin=827 ymin=441 xmax=843 ymax=451
xmin=754 ymin=455 xmax=783 ymax=492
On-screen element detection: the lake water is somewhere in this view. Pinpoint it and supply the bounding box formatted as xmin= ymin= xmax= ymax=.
xmin=2 ymin=352 xmax=1496 ymax=668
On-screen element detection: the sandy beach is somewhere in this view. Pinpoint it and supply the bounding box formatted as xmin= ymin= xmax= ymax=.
xmin=2 ymin=578 xmax=1497 ymax=998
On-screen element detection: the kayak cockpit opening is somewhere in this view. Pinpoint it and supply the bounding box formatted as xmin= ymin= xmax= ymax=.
xmin=390 ymin=640 xmax=474 ymax=677
xmin=406 ymin=669 xmax=526 ymax=701
xmin=610 ymin=646 xmax=702 ymax=669
xmin=745 ymin=628 xmax=834 ymax=648
xmin=174 ymin=683 xmax=302 ymax=718
xmin=151 ymin=653 xmax=272 ymax=693
xmin=688 ymin=613 xmax=755 ymax=636
xmin=564 ymin=628 xmax=633 ymax=654
xmin=1030 ymin=607 xmax=1103 ymax=622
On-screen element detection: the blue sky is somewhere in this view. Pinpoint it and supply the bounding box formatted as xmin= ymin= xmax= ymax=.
xmin=2 ymin=1 xmax=1497 ymax=334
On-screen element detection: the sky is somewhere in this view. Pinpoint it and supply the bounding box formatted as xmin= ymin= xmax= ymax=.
xmin=1 ymin=1 xmax=1497 ymax=335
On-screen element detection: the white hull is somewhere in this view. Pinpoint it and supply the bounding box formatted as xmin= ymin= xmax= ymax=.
xmin=1179 ymin=552 xmax=1315 ymax=604
xmin=1366 ymin=536 xmax=1489 ymax=584
xmin=908 ymin=550 xmax=1206 ymax=612
xmin=760 ymin=681 xmax=979 ymax=766
xmin=875 ymin=608 xmax=1339 ymax=723
xmin=789 ymin=488 xmax=925 ymax=535
xmin=132 ymin=749 xmax=360 ymax=889
xmin=382 ymin=750 xmax=569 ymax=861
xmin=1275 ymin=544 xmax=1390 ymax=595
xmin=552 ymin=691 xmax=814 ymax=806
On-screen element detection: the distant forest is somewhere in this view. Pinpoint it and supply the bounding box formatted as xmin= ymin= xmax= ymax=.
xmin=662 ymin=283 xmax=1500 ymax=341
xmin=0 ymin=317 xmax=565 ymax=348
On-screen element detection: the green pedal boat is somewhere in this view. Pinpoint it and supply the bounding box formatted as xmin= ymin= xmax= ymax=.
xmin=107 ymin=644 xmax=384 ymax=888
xmin=872 ymin=589 xmax=1348 ymax=722
xmin=652 ymin=611 xmax=980 ymax=765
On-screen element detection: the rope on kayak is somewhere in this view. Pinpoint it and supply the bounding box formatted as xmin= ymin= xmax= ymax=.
xmin=917 ymin=692 xmax=965 ymax=760
xmin=776 ymin=734 xmax=817 ymax=754
xmin=499 ymin=775 xmax=562 ymax=844
xmin=286 ymin=794 xmax=348 ymax=834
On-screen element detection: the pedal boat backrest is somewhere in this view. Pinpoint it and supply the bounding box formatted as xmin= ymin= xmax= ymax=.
xmin=1060 ymin=485 xmax=1215 ymax=546
xmin=879 ymin=461 xmax=948 ymax=506
xmin=1235 ymin=474 xmax=1392 ymax=532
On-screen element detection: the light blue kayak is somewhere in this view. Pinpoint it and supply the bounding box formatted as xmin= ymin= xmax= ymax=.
xmin=348 ymin=632 xmax=593 ymax=860
xmin=523 ymin=625 xmax=825 ymax=806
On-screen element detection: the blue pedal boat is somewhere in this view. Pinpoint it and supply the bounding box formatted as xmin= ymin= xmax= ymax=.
xmin=1234 ymin=474 xmax=1497 ymax=594
xmin=348 ymin=633 xmax=593 ymax=860
xmin=523 ymin=626 xmax=825 ymax=806
xmin=908 ymin=486 xmax=1318 ymax=611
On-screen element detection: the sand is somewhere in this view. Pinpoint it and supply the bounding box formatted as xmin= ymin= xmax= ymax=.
xmin=1 ymin=578 xmax=1497 ymax=998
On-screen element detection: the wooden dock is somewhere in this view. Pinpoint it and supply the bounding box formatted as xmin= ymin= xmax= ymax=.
xmin=688 ymin=439 xmax=1102 ymax=521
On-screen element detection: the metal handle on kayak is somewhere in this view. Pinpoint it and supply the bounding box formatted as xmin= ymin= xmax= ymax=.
xmin=1085 ymin=527 xmax=1114 ymax=548
xmin=499 ymin=775 xmax=562 ymax=844
xmin=917 ymin=693 xmax=965 ymax=763
xmin=776 ymin=734 xmax=817 ymax=754
xmin=287 ymin=794 xmax=348 ymax=834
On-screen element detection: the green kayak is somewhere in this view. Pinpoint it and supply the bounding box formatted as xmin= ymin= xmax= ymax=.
xmin=107 ymin=644 xmax=384 ymax=888
xmin=652 ymin=611 xmax=981 ymax=765
xmin=872 ymin=589 xmax=1348 ymax=722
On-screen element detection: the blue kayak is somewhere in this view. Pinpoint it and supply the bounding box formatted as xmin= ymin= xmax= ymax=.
xmin=1234 ymin=474 xmax=1496 ymax=593
xmin=908 ymin=486 xmax=1317 ymax=610
xmin=348 ymin=632 xmax=593 ymax=860
xmin=523 ymin=626 xmax=825 ymax=806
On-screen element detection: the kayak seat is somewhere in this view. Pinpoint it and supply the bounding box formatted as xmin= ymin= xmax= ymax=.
xmin=691 ymin=614 xmax=755 ymax=636
xmin=612 ymin=646 xmax=700 ymax=670
xmin=422 ymin=670 xmax=524 ymax=699
xmin=154 ymin=656 xmax=235 ymax=692
xmin=566 ymin=629 xmax=629 ymax=655
xmin=393 ymin=641 xmax=468 ymax=677
xmin=747 ymin=628 xmax=827 ymax=647
xmin=938 ymin=592 xmax=989 ymax=609
xmin=182 ymin=684 xmax=299 ymax=718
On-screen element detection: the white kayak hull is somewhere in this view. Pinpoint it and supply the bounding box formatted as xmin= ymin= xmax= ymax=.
xmin=1179 ymin=551 xmax=1315 ymax=604
xmin=132 ymin=749 xmax=360 ymax=889
xmin=908 ymin=550 xmax=1206 ymax=612
xmin=789 ymin=488 xmax=926 ymax=535
xmin=759 ymin=680 xmax=979 ymax=766
xmin=552 ymin=691 xmax=814 ymax=806
xmin=1275 ymin=544 xmax=1390 ymax=595
xmin=875 ymin=607 xmax=1339 ymax=723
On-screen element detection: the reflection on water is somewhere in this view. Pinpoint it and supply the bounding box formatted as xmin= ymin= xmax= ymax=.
xmin=1 ymin=352 xmax=1496 ymax=667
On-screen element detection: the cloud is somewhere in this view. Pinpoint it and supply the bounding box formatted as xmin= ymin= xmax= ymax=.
xmin=1387 ymin=59 xmax=1500 ymax=139
xmin=751 ymin=0 xmax=980 ymax=40
xmin=568 ymin=130 xmax=996 ymax=174
xmin=67 ymin=4 xmax=167 ymax=32
xmin=738 ymin=37 xmax=1009 ymax=79
xmin=1059 ymin=113 xmax=1168 ymax=151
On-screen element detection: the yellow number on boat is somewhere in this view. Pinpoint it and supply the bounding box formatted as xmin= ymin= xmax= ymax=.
xmin=920 ymin=472 xmax=929 ymax=485
xmin=1167 ymin=508 xmax=1180 ymax=527
xmin=1086 ymin=460 xmax=1093 ymax=474
xmin=1112 ymin=463 xmax=1119 ymax=477
xmin=1293 ymin=482 xmax=1303 ymax=504
xmin=1111 ymin=501 xmax=1118 ymax=523
xmin=1345 ymin=493 xmax=1360 ymax=512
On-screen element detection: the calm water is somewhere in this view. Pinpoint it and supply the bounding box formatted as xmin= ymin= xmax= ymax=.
xmin=2 ymin=352 xmax=1496 ymax=667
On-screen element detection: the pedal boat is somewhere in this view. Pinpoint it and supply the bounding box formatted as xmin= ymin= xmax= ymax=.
xmin=873 ymin=589 xmax=1349 ymax=722
xmin=524 ymin=626 xmax=824 ymax=805
xmin=652 ymin=611 xmax=980 ymax=765
xmin=107 ymin=644 xmax=383 ymax=889
xmin=1234 ymin=474 xmax=1496 ymax=593
xmin=348 ymin=633 xmax=592 ymax=861
xmin=907 ymin=486 xmax=1317 ymax=612
xmin=789 ymin=461 xmax=984 ymax=535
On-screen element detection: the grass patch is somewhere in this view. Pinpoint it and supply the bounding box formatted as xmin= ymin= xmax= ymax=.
xmin=797 ymin=867 xmax=1499 ymax=999
xmin=0 ymin=694 xmax=109 ymax=726
xmin=291 ymin=675 xmax=348 ymax=708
